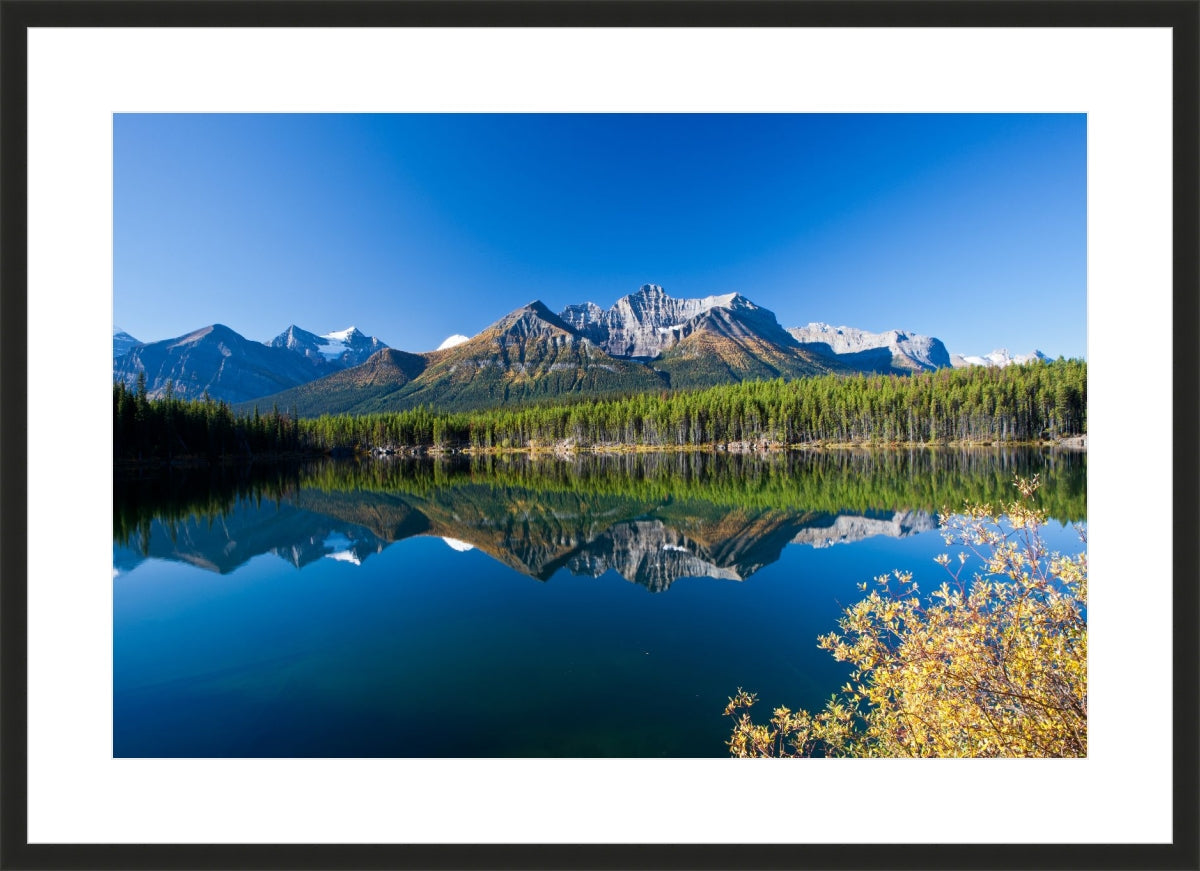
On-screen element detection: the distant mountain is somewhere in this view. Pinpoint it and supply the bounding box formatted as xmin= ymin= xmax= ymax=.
xmin=113 ymin=324 xmax=327 ymax=404
xmin=113 ymin=323 xmax=388 ymax=406
xmin=787 ymin=323 xmax=951 ymax=374
xmin=950 ymin=349 xmax=1052 ymax=368
xmin=269 ymin=325 xmax=387 ymax=369
xmin=113 ymin=326 xmax=141 ymax=359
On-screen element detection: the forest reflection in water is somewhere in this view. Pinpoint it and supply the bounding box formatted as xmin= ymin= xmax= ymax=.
xmin=115 ymin=447 xmax=1085 ymax=592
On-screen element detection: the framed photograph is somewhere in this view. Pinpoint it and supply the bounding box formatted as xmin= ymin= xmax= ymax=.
xmin=2 ymin=2 xmax=1196 ymax=869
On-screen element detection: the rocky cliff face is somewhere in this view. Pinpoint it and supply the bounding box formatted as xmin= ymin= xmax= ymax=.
xmin=561 ymin=284 xmax=774 ymax=359
xmin=787 ymin=323 xmax=951 ymax=373
xmin=565 ymin=519 xmax=747 ymax=591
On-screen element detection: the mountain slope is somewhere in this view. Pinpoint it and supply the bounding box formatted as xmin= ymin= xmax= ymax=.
xmin=652 ymin=303 xmax=839 ymax=389
xmin=241 ymin=348 xmax=429 ymax=416
xmin=113 ymin=324 xmax=324 ymax=403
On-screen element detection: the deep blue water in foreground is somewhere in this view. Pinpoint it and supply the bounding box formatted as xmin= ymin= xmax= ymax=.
xmin=113 ymin=449 xmax=1085 ymax=757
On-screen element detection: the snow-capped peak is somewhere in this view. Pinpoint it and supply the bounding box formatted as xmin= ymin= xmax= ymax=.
xmin=315 ymin=327 xmax=363 ymax=360
xmin=268 ymin=324 xmax=386 ymax=367
xmin=951 ymin=349 xmax=1051 ymax=368
xmin=321 ymin=327 xmax=360 ymax=343
xmin=437 ymin=334 xmax=470 ymax=351
xmin=323 ymin=532 xmax=362 ymax=565
xmin=698 ymin=292 xmax=739 ymax=310
xmin=441 ymin=536 xmax=475 ymax=552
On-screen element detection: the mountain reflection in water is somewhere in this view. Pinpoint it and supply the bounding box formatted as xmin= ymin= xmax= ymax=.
xmin=114 ymin=449 xmax=1084 ymax=592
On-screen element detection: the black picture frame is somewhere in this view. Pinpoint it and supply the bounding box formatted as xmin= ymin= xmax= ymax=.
xmin=2 ymin=2 xmax=1197 ymax=869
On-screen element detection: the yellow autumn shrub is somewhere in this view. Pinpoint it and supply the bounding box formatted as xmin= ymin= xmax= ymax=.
xmin=727 ymin=476 xmax=1087 ymax=758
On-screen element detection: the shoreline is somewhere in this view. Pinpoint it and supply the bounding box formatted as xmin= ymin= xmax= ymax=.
xmin=367 ymin=436 xmax=1088 ymax=458
xmin=114 ymin=437 xmax=1087 ymax=470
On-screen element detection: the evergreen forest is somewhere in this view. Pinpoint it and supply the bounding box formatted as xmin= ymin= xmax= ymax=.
xmin=114 ymin=359 xmax=1086 ymax=462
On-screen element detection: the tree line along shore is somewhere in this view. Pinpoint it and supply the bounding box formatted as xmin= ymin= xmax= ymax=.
xmin=114 ymin=359 xmax=1086 ymax=464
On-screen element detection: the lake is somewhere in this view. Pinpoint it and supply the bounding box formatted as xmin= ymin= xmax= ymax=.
xmin=113 ymin=447 xmax=1086 ymax=757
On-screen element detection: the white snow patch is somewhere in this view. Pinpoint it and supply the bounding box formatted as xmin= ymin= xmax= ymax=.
xmin=698 ymin=292 xmax=738 ymax=310
xmin=661 ymin=544 xmax=690 ymax=553
xmin=314 ymin=328 xmax=363 ymax=360
xmin=953 ymin=349 xmax=1049 ymax=368
xmin=323 ymin=532 xmax=361 ymax=564
xmin=441 ymin=537 xmax=475 ymax=552
xmin=437 ymin=334 xmax=470 ymax=350
xmin=316 ymin=341 xmax=345 ymax=360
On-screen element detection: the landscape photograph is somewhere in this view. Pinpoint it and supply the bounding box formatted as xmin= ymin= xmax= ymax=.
xmin=112 ymin=113 xmax=1087 ymax=758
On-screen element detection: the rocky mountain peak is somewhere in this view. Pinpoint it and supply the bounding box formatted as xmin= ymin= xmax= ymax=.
xmin=561 ymin=284 xmax=771 ymax=359
xmin=787 ymin=322 xmax=950 ymax=373
xmin=496 ymin=300 xmax=574 ymax=337
xmin=269 ymin=324 xmax=386 ymax=369
xmin=113 ymin=326 xmax=142 ymax=359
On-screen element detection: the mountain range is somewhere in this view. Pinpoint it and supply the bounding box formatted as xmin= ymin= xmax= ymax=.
xmin=113 ymin=284 xmax=1053 ymax=414
xmin=113 ymin=323 xmax=391 ymax=404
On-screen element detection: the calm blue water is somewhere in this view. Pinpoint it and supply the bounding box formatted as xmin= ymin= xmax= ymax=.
xmin=113 ymin=449 xmax=1086 ymax=757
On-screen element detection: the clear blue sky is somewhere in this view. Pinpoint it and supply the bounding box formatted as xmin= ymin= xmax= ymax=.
xmin=114 ymin=114 xmax=1086 ymax=357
